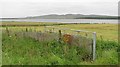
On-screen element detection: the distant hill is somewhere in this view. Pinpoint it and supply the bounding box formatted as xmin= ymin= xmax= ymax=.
xmin=25 ymin=14 xmax=118 ymax=19
xmin=1 ymin=14 xmax=118 ymax=19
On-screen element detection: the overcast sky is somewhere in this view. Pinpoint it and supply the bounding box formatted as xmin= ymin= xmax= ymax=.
xmin=0 ymin=0 xmax=119 ymax=18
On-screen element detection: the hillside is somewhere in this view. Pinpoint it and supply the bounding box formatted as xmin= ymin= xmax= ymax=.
xmin=25 ymin=14 xmax=118 ymax=19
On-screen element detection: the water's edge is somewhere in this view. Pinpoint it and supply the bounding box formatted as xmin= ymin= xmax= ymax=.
xmin=0 ymin=19 xmax=118 ymax=24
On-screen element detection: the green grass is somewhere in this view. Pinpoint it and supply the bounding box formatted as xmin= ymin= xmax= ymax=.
xmin=1 ymin=22 xmax=119 ymax=65
xmin=2 ymin=32 xmax=89 ymax=65
xmin=2 ymin=31 xmax=118 ymax=65
xmin=0 ymin=29 xmax=2 ymax=66
xmin=2 ymin=33 xmax=118 ymax=65
xmin=2 ymin=22 xmax=118 ymax=41
xmin=56 ymin=24 xmax=118 ymax=41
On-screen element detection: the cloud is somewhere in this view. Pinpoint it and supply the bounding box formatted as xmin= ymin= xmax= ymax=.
xmin=0 ymin=0 xmax=118 ymax=18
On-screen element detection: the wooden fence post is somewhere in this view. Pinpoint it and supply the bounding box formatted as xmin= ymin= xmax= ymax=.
xmin=59 ymin=30 xmax=62 ymax=42
xmin=85 ymin=32 xmax=88 ymax=37
xmin=6 ymin=27 xmax=10 ymax=36
xmin=26 ymin=28 xmax=28 ymax=32
xmin=92 ymin=32 xmax=96 ymax=61
xmin=52 ymin=28 xmax=55 ymax=33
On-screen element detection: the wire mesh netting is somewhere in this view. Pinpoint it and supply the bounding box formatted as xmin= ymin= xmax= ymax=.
xmin=2 ymin=26 xmax=96 ymax=61
xmin=44 ymin=26 xmax=94 ymax=57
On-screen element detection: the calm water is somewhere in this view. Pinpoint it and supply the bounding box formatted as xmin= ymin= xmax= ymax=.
xmin=0 ymin=19 xmax=118 ymax=24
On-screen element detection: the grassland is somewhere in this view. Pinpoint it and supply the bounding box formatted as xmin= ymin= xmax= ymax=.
xmin=2 ymin=22 xmax=118 ymax=41
xmin=59 ymin=24 xmax=118 ymax=41
xmin=1 ymin=22 xmax=119 ymax=65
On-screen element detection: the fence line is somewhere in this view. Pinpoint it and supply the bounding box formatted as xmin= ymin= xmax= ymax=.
xmin=45 ymin=26 xmax=96 ymax=60
xmin=3 ymin=26 xmax=96 ymax=61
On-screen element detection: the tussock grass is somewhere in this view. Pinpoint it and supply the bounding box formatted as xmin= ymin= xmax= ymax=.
xmin=1 ymin=22 xmax=119 ymax=65
xmin=2 ymin=31 xmax=118 ymax=65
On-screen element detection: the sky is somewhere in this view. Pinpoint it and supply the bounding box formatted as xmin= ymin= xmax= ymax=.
xmin=0 ymin=0 xmax=119 ymax=18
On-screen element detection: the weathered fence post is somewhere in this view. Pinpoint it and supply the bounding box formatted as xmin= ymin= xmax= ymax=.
xmin=6 ymin=27 xmax=10 ymax=36
xmin=52 ymin=28 xmax=55 ymax=33
xmin=100 ymin=35 xmax=103 ymax=40
xmin=85 ymin=32 xmax=88 ymax=37
xmin=92 ymin=32 xmax=96 ymax=61
xmin=59 ymin=30 xmax=62 ymax=42
xmin=15 ymin=33 xmax=17 ymax=39
xmin=26 ymin=28 xmax=28 ymax=32
xmin=49 ymin=29 xmax=52 ymax=33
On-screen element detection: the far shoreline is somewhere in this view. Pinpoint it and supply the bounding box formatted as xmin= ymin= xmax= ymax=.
xmin=0 ymin=21 xmax=118 ymax=27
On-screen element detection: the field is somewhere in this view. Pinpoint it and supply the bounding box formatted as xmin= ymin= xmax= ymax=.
xmin=2 ymin=22 xmax=118 ymax=41
xmin=1 ymin=22 xmax=119 ymax=65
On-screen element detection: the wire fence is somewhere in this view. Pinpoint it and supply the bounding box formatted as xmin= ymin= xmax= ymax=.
xmin=44 ymin=26 xmax=96 ymax=60
xmin=3 ymin=26 xmax=96 ymax=61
